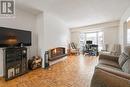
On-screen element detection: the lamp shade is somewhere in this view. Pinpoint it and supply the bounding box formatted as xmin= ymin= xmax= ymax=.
xmin=5 ymin=36 xmax=17 ymax=46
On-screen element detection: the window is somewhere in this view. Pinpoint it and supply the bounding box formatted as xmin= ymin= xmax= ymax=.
xmin=127 ymin=29 xmax=130 ymax=44
xmin=79 ymin=31 xmax=104 ymax=51
xmin=86 ymin=32 xmax=97 ymax=44
xmin=98 ymin=32 xmax=104 ymax=51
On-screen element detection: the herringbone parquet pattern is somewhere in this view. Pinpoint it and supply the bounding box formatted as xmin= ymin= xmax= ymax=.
xmin=0 ymin=55 xmax=98 ymax=87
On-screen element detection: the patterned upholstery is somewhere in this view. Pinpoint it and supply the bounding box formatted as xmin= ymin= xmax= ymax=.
xmin=122 ymin=59 xmax=130 ymax=74
xmin=118 ymin=53 xmax=129 ymax=67
xmin=69 ymin=42 xmax=79 ymax=55
xmin=71 ymin=42 xmax=77 ymax=49
xmin=124 ymin=46 xmax=130 ymax=56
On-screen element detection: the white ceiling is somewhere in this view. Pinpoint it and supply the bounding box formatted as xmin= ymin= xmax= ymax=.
xmin=16 ymin=0 xmax=130 ymax=28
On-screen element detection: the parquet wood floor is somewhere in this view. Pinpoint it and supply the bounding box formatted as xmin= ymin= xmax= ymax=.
xmin=0 ymin=55 xmax=98 ymax=87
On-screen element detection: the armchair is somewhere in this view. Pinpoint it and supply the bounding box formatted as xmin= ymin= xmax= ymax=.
xmin=69 ymin=42 xmax=79 ymax=55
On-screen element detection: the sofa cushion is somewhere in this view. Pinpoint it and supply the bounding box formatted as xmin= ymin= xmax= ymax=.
xmin=118 ymin=53 xmax=129 ymax=67
xmin=99 ymin=59 xmax=120 ymax=68
xmin=122 ymin=59 xmax=130 ymax=74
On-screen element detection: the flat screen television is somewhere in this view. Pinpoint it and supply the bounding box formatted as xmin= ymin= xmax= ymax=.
xmin=86 ymin=41 xmax=92 ymax=44
xmin=0 ymin=27 xmax=31 ymax=47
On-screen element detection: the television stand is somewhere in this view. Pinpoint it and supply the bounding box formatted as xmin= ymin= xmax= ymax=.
xmin=3 ymin=47 xmax=28 ymax=80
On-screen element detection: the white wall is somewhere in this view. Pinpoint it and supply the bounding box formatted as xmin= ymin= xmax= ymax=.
xmin=36 ymin=12 xmax=70 ymax=68
xmin=0 ymin=8 xmax=38 ymax=76
xmin=71 ymin=32 xmax=80 ymax=46
xmin=36 ymin=13 xmax=45 ymax=67
xmin=70 ymin=21 xmax=119 ymax=51
xmin=119 ymin=7 xmax=130 ymax=51
xmin=127 ymin=20 xmax=130 ymax=29
xmin=44 ymin=13 xmax=70 ymax=51
xmin=103 ymin=27 xmax=119 ymax=51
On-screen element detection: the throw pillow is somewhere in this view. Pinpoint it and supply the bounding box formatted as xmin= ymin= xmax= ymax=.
xmin=118 ymin=53 xmax=129 ymax=67
xmin=122 ymin=59 xmax=130 ymax=74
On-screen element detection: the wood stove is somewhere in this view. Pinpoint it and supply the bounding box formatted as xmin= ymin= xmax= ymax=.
xmin=48 ymin=47 xmax=67 ymax=61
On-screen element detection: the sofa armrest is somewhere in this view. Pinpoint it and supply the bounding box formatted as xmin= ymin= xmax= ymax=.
xmin=99 ymin=54 xmax=119 ymax=62
xmin=91 ymin=69 xmax=130 ymax=87
xmin=96 ymin=66 xmax=130 ymax=80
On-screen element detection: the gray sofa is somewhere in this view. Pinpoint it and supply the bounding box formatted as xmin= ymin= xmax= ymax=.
xmin=91 ymin=46 xmax=130 ymax=87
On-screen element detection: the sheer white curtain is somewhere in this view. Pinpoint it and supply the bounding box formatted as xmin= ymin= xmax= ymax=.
xmin=127 ymin=29 xmax=130 ymax=44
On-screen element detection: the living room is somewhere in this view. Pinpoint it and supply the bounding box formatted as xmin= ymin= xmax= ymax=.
xmin=0 ymin=0 xmax=130 ymax=87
